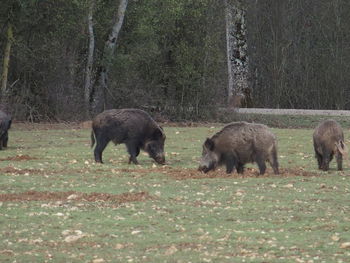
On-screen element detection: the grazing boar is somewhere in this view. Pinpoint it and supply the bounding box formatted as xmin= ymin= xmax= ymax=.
xmin=198 ymin=122 xmax=279 ymax=175
xmin=0 ymin=110 xmax=11 ymax=150
xmin=91 ymin=109 xmax=166 ymax=165
xmin=313 ymin=119 xmax=346 ymax=171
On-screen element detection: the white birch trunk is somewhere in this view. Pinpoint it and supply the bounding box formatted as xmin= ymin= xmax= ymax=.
xmin=105 ymin=0 xmax=128 ymax=54
xmin=92 ymin=0 xmax=128 ymax=114
xmin=224 ymin=0 xmax=234 ymax=104
xmin=84 ymin=0 xmax=95 ymax=117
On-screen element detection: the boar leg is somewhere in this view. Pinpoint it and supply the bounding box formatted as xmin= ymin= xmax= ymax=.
xmin=270 ymin=163 xmax=279 ymax=175
xmin=315 ymin=152 xmax=323 ymax=170
xmin=225 ymin=154 xmax=236 ymax=174
xmin=321 ymin=155 xmax=330 ymax=171
xmin=126 ymin=141 xmax=140 ymax=164
xmin=236 ymin=163 xmax=244 ymax=174
xmin=322 ymin=160 xmax=329 ymax=171
xmin=268 ymin=148 xmax=279 ymax=174
xmin=3 ymin=132 xmax=8 ymax=148
xmin=257 ymin=163 xmax=266 ymax=175
xmin=94 ymin=137 xmax=109 ymax=163
xmin=336 ymin=151 xmax=343 ymax=171
xmin=255 ymin=156 xmax=266 ymax=175
xmin=322 ymin=147 xmax=335 ymax=171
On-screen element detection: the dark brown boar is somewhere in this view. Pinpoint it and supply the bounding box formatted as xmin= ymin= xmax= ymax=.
xmin=91 ymin=109 xmax=166 ymax=164
xmin=0 ymin=110 xmax=11 ymax=150
xmin=313 ymin=119 xmax=346 ymax=171
xmin=198 ymin=122 xmax=279 ymax=175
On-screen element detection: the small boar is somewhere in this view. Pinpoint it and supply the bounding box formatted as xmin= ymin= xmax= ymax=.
xmin=0 ymin=110 xmax=11 ymax=150
xmin=313 ymin=119 xmax=346 ymax=171
xmin=228 ymin=93 xmax=245 ymax=109
xmin=198 ymin=122 xmax=279 ymax=175
xmin=91 ymin=109 xmax=166 ymax=164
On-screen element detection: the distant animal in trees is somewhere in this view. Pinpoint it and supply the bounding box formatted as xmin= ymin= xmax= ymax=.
xmin=228 ymin=93 xmax=245 ymax=109
xmin=228 ymin=88 xmax=253 ymax=109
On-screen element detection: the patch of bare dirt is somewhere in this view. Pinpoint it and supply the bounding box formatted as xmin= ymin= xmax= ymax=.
xmin=0 ymin=166 xmax=43 ymax=175
xmin=0 ymin=155 xmax=37 ymax=161
xmin=163 ymin=167 xmax=232 ymax=180
xmin=0 ymin=191 xmax=153 ymax=203
xmin=0 ymin=166 xmax=116 ymax=177
xmin=115 ymin=166 xmax=320 ymax=179
xmin=278 ymin=168 xmax=320 ymax=177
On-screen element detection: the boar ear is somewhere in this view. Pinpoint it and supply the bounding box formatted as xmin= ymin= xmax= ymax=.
xmin=204 ymin=138 xmax=215 ymax=151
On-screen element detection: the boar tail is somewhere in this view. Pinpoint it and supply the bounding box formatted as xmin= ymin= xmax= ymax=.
xmin=91 ymin=130 xmax=96 ymax=148
xmin=7 ymin=119 xmax=12 ymax=130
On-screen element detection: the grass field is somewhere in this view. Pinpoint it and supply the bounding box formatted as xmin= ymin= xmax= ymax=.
xmin=1 ymin=122 xmax=350 ymax=262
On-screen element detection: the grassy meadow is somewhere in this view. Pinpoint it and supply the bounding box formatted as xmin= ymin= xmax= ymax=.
xmin=1 ymin=121 xmax=350 ymax=262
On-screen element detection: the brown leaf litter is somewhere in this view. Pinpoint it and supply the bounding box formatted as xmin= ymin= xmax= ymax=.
xmin=142 ymin=166 xmax=320 ymax=180
xmin=0 ymin=191 xmax=153 ymax=203
xmin=0 ymin=155 xmax=37 ymax=161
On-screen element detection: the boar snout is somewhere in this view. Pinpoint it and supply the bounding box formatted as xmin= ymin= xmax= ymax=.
xmin=198 ymin=162 xmax=215 ymax=173
xmin=198 ymin=165 xmax=210 ymax=173
xmin=154 ymin=154 xmax=166 ymax=165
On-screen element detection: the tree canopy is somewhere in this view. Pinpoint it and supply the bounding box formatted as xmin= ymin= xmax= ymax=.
xmin=0 ymin=0 xmax=350 ymax=121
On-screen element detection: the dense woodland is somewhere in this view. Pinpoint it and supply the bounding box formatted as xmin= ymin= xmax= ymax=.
xmin=1 ymin=0 xmax=350 ymax=121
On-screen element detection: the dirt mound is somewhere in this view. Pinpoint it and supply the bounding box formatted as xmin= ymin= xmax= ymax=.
xmin=278 ymin=168 xmax=320 ymax=177
xmin=0 ymin=164 xmax=320 ymax=179
xmin=0 ymin=191 xmax=153 ymax=203
xmin=119 ymin=166 xmax=320 ymax=179
xmin=149 ymin=166 xmax=318 ymax=179
xmin=163 ymin=167 xmax=232 ymax=180
xmin=0 ymin=155 xmax=37 ymax=161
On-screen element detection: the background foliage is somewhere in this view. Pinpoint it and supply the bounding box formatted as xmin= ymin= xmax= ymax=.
xmin=1 ymin=0 xmax=350 ymax=121
xmin=247 ymin=0 xmax=350 ymax=109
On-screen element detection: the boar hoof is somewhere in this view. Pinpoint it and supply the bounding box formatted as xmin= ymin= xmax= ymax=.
xmin=129 ymin=157 xmax=139 ymax=165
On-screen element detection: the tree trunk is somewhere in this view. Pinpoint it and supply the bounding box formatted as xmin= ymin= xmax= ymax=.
xmin=1 ymin=23 xmax=13 ymax=106
xmin=84 ymin=0 xmax=95 ymax=118
xmin=224 ymin=1 xmax=251 ymax=108
xmin=91 ymin=0 xmax=128 ymax=114
xmin=224 ymin=0 xmax=234 ymax=105
xmin=270 ymin=1 xmax=283 ymax=108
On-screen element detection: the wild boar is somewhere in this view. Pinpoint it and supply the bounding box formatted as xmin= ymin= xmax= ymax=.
xmin=313 ymin=119 xmax=346 ymax=171
xmin=198 ymin=122 xmax=279 ymax=175
xmin=91 ymin=109 xmax=166 ymax=164
xmin=0 ymin=110 xmax=11 ymax=150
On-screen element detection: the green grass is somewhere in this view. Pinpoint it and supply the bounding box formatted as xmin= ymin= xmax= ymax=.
xmin=1 ymin=124 xmax=350 ymax=262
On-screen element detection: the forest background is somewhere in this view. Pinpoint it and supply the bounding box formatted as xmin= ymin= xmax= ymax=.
xmin=1 ymin=0 xmax=350 ymax=121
